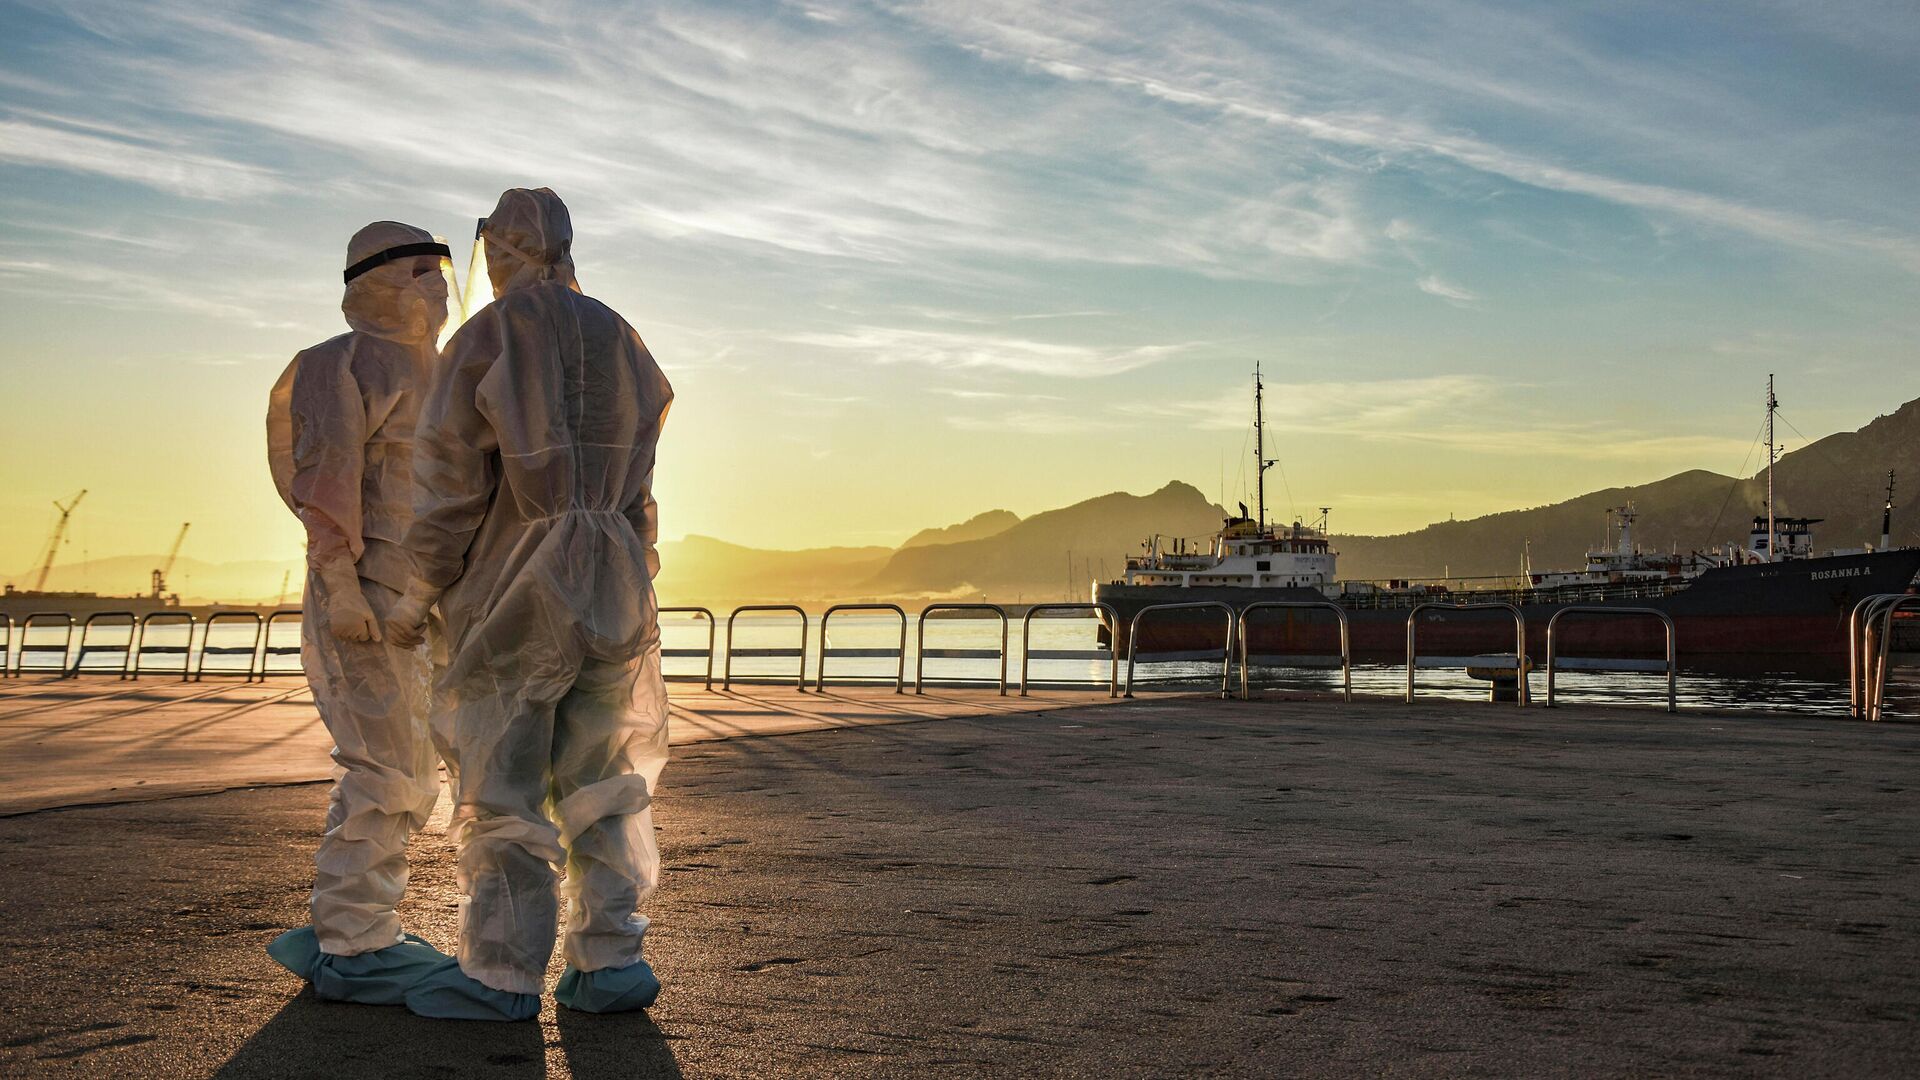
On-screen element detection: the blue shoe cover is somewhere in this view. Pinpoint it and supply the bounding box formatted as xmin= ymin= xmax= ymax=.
xmin=404 ymin=958 xmax=540 ymax=1021
xmin=555 ymin=959 xmax=661 ymax=1013
xmin=266 ymin=926 xmax=323 ymax=978
xmin=267 ymin=927 xmax=450 ymax=1006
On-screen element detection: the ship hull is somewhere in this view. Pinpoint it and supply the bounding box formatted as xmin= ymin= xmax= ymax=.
xmin=1094 ymin=548 xmax=1920 ymax=676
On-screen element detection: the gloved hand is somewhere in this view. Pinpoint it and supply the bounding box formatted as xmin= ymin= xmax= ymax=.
xmin=320 ymin=565 xmax=381 ymax=643
xmin=384 ymin=581 xmax=437 ymax=649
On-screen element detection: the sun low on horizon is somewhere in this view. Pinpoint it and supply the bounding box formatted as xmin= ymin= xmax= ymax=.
xmin=3 ymin=1 xmax=1917 ymax=592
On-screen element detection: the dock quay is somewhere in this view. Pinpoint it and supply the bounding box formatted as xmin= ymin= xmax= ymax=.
xmin=2 ymin=674 xmax=1917 ymax=1077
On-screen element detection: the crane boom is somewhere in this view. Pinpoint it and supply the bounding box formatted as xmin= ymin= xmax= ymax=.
xmin=33 ymin=490 xmax=87 ymax=593
xmin=151 ymin=522 xmax=191 ymax=599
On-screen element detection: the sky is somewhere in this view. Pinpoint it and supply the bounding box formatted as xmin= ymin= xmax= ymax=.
xmin=2 ymin=0 xmax=1917 ymax=581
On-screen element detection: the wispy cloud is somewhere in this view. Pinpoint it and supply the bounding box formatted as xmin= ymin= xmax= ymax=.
xmin=1115 ymin=374 xmax=1752 ymax=463
xmin=899 ymin=0 xmax=1920 ymax=272
xmin=0 ymin=117 xmax=281 ymax=199
xmin=1416 ymin=275 xmax=1476 ymax=303
xmin=785 ymin=325 xmax=1191 ymax=377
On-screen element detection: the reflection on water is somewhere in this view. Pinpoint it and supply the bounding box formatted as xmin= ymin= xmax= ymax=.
xmin=690 ymin=612 xmax=1906 ymax=720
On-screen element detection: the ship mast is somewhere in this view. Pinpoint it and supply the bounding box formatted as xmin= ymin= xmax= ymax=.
xmin=1765 ymin=374 xmax=1777 ymax=563
xmin=1254 ymin=364 xmax=1275 ymax=533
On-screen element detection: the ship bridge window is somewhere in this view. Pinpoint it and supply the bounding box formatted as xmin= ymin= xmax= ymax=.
xmin=1256 ymin=560 xmax=1271 ymax=571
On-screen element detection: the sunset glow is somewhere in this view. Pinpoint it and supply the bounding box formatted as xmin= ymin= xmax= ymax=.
xmin=3 ymin=2 xmax=1916 ymax=594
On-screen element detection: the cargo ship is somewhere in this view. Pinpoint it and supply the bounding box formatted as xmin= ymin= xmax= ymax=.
xmin=1094 ymin=374 xmax=1920 ymax=673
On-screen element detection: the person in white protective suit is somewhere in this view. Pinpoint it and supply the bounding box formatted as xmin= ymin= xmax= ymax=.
xmin=262 ymin=221 xmax=453 ymax=1003
xmin=384 ymin=188 xmax=673 ymax=1021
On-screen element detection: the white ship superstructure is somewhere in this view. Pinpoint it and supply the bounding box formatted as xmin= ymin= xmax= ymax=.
xmin=1123 ymin=513 xmax=1336 ymax=589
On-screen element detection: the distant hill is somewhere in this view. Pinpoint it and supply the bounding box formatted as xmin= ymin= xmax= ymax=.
xmin=1332 ymin=397 xmax=1920 ymax=581
xmin=652 ymin=535 xmax=892 ymax=607
xmin=900 ymin=509 xmax=1020 ymax=549
xmin=864 ymin=482 xmax=1226 ymax=602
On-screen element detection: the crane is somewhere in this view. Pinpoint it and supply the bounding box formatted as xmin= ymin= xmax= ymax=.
xmin=151 ymin=522 xmax=191 ymax=600
xmin=32 ymin=490 xmax=87 ymax=593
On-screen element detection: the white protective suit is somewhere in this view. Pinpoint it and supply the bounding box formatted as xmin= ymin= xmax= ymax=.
xmin=266 ymin=221 xmax=449 ymax=957
xmin=398 ymin=188 xmax=673 ymax=996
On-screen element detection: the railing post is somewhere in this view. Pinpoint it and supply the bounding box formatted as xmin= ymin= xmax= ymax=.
xmin=130 ymin=611 xmax=197 ymax=682
xmin=1017 ymin=603 xmax=1120 ymax=697
xmin=659 ymin=607 xmax=717 ymax=690
xmin=817 ymin=604 xmax=907 ymax=692
xmin=1544 ymin=606 xmax=1677 ymax=713
xmin=723 ymin=605 xmax=809 ymax=691
xmin=1405 ymin=602 xmax=1529 ymax=707
xmin=69 ymin=611 xmax=137 ymax=678
xmin=1236 ymin=601 xmax=1351 ymax=702
xmin=1870 ymin=596 xmax=1920 ymax=722
xmin=259 ymin=609 xmax=305 ymax=680
xmin=1850 ymin=594 xmax=1908 ymax=719
xmin=193 ymin=611 xmax=264 ymax=682
xmin=13 ymin=613 xmax=76 ymax=678
xmin=915 ymin=604 xmax=1009 ymax=695
xmin=1123 ymin=601 xmax=1236 ymax=699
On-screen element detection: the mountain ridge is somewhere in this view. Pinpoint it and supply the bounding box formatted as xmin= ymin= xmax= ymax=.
xmin=16 ymin=397 xmax=1916 ymax=605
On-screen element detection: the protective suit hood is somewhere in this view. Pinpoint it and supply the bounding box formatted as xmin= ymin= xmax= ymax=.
xmin=343 ymin=221 xmax=449 ymax=345
xmin=482 ymin=188 xmax=579 ymax=298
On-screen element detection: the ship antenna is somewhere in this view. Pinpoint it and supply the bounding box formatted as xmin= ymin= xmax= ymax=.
xmin=1766 ymin=374 xmax=1777 ymax=563
xmin=1254 ymin=363 xmax=1276 ymax=533
xmin=1883 ymin=468 xmax=1896 ymax=551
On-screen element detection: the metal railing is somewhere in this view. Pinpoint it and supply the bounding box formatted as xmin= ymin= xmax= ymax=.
xmin=70 ymin=611 xmax=137 ymax=678
xmin=916 ymin=604 xmax=1008 ymax=695
xmin=13 ymin=613 xmax=75 ymax=677
xmin=817 ymin=604 xmax=906 ymax=692
xmin=1123 ymin=601 xmax=1236 ymax=699
xmin=257 ymin=610 xmax=304 ymax=679
xmin=0 ymin=614 xmax=12 ymax=679
xmin=193 ymin=612 xmax=263 ymax=682
xmin=1868 ymin=595 xmax=1920 ymax=722
xmin=1405 ymin=602 xmax=1529 ymax=707
xmin=1849 ymin=593 xmax=1912 ymax=719
xmin=723 ymin=605 xmax=809 ymax=691
xmin=1543 ymin=606 xmax=1676 ymax=713
xmin=1018 ymin=603 xmax=1119 ymax=697
xmin=659 ymin=607 xmax=716 ymax=690
xmin=129 ymin=611 xmax=196 ymax=681
xmin=1236 ymin=601 xmax=1351 ymax=702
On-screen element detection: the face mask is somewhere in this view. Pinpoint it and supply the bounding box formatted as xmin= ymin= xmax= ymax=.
xmin=402 ymin=273 xmax=450 ymax=341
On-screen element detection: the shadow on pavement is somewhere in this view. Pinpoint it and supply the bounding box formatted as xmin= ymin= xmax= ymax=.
xmin=556 ymin=1007 xmax=683 ymax=1079
xmin=210 ymin=990 xmax=548 ymax=1079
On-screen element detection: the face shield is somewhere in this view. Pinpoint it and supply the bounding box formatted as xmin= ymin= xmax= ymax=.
xmin=341 ymin=226 xmax=452 ymax=346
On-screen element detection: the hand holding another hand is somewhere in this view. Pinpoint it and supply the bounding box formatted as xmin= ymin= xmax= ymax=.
xmin=383 ymin=583 xmax=437 ymax=649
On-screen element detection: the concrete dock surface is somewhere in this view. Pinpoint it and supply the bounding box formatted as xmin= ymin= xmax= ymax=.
xmin=1 ymin=683 xmax=1917 ymax=1076
xmin=0 ymin=676 xmax=1098 ymax=815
